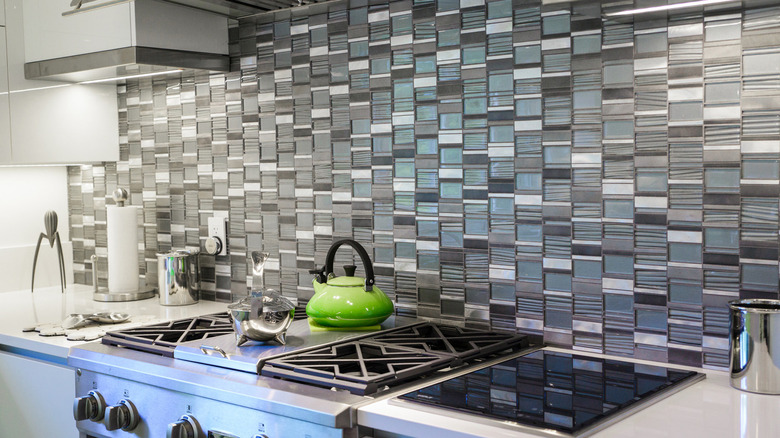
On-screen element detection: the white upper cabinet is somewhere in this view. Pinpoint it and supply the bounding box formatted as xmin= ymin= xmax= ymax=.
xmin=7 ymin=84 xmax=119 ymax=164
xmin=0 ymin=0 xmax=118 ymax=165
xmin=23 ymin=0 xmax=135 ymax=62
xmin=21 ymin=0 xmax=228 ymax=83
xmin=0 ymin=0 xmax=5 ymax=26
xmin=23 ymin=0 xmax=227 ymax=63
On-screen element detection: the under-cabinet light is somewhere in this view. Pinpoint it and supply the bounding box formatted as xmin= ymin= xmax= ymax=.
xmin=0 ymin=163 xmax=83 ymax=168
xmin=79 ymin=70 xmax=184 ymax=85
xmin=606 ymin=0 xmax=735 ymax=16
xmin=0 ymin=84 xmax=73 ymax=96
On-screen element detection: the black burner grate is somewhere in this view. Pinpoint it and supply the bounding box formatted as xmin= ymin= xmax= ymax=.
xmin=101 ymin=313 xmax=533 ymax=397
xmin=101 ymin=313 xmax=234 ymax=357
xmin=260 ymin=322 xmax=531 ymax=396
xmin=367 ymin=323 xmax=528 ymax=364
xmin=261 ymin=342 xmax=453 ymax=396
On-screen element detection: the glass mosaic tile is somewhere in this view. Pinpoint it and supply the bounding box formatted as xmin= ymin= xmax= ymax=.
xmin=66 ymin=0 xmax=780 ymax=371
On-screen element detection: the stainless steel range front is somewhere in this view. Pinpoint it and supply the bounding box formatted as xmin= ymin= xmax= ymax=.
xmin=69 ymin=313 xmax=535 ymax=438
xmin=70 ymin=312 xmax=706 ymax=438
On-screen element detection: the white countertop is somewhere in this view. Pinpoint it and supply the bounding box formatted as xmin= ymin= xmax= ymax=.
xmin=3 ymin=286 xmax=779 ymax=437
xmin=0 ymin=284 xmax=228 ymax=359
xmin=359 ymin=347 xmax=780 ymax=438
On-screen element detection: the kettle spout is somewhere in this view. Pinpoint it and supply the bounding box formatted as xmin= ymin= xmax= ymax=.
xmin=312 ymin=279 xmax=326 ymax=294
xmin=310 ymin=267 xmax=327 ymax=294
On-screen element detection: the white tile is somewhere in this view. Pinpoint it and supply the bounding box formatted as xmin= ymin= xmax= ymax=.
xmin=544 ymin=258 xmax=572 ymax=270
xmin=635 ymin=197 xmax=668 ymax=209
xmin=573 ymin=320 xmax=603 ymax=334
xmin=704 ymin=105 xmax=740 ymax=120
xmin=439 ymin=169 xmax=462 ymax=179
xmin=604 ymin=278 xmax=634 ymax=291
xmin=742 ymin=140 xmax=780 ymax=154
xmin=290 ymin=24 xmax=308 ymax=35
xmin=439 ymin=133 xmax=463 ymax=144
xmin=669 ymin=23 xmax=703 ymax=38
xmin=668 ymin=230 xmax=702 ymax=243
xmin=368 ymin=10 xmax=389 ymax=23
xmin=515 ymin=195 xmax=542 ymax=205
xmin=393 ymin=181 xmax=415 ymax=191
xmin=514 ymin=67 xmax=542 ymax=79
xmin=515 ymin=120 xmax=543 ymax=131
xmin=371 ymin=123 xmax=392 ymax=134
xmin=486 ymin=20 xmax=513 ymax=35
xmin=635 ymin=57 xmax=668 ymax=71
xmin=542 ymin=37 xmax=570 ymax=51
xmin=668 ymin=87 xmax=703 ymax=101
xmin=516 ymin=317 xmax=544 ymax=331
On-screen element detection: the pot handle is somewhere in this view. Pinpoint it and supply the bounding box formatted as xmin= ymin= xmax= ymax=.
xmin=315 ymin=239 xmax=375 ymax=291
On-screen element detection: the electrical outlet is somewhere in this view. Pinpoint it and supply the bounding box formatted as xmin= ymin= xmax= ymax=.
xmin=206 ymin=216 xmax=228 ymax=256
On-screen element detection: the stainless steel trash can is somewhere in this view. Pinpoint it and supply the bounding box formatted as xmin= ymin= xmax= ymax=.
xmin=729 ymin=299 xmax=780 ymax=394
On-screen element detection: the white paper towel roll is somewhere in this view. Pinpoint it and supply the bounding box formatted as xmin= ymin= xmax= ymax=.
xmin=107 ymin=205 xmax=139 ymax=293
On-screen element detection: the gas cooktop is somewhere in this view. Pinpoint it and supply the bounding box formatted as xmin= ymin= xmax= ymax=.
xmin=397 ymin=349 xmax=706 ymax=437
xmin=76 ymin=314 xmax=704 ymax=438
xmin=102 ymin=313 xmax=536 ymax=396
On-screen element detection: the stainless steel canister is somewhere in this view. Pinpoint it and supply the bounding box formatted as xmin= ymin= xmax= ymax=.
xmin=156 ymin=250 xmax=200 ymax=306
xmin=729 ymin=299 xmax=780 ymax=394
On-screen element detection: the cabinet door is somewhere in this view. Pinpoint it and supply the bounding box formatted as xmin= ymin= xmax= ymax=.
xmin=0 ymin=27 xmax=11 ymax=163
xmin=2 ymin=0 xmax=119 ymax=164
xmin=0 ymin=0 xmax=5 ymax=26
xmin=8 ymin=83 xmax=119 ymax=164
xmin=22 ymin=0 xmax=132 ymax=63
xmin=0 ymin=351 xmax=78 ymax=438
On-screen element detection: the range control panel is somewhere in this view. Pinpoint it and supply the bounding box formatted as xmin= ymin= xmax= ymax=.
xmin=73 ymin=369 xmax=352 ymax=438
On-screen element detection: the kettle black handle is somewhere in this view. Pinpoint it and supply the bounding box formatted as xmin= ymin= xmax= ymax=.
xmin=316 ymin=239 xmax=375 ymax=291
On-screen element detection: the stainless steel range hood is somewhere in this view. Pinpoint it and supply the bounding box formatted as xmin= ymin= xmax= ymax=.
xmin=23 ymin=0 xmax=231 ymax=82
xmin=24 ymin=47 xmax=230 ymax=83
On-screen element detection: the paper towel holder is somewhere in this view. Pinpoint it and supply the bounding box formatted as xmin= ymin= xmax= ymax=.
xmin=91 ymin=189 xmax=155 ymax=302
xmin=91 ymin=254 xmax=155 ymax=302
xmin=113 ymin=187 xmax=128 ymax=206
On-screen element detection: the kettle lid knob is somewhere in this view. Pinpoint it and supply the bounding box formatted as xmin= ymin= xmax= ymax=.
xmin=343 ymin=265 xmax=357 ymax=277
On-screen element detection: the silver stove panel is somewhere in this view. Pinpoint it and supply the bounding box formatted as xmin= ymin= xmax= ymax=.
xmin=173 ymin=316 xmax=415 ymax=373
xmin=74 ymin=369 xmax=358 ymax=438
xmin=71 ymin=315 xmax=536 ymax=438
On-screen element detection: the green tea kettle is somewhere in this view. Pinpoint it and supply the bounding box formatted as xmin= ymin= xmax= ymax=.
xmin=306 ymin=239 xmax=394 ymax=327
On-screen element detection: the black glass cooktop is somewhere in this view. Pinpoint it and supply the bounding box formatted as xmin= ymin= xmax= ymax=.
xmin=399 ymin=350 xmax=703 ymax=437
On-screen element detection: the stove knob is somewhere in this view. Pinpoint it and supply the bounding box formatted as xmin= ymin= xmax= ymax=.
xmin=105 ymin=399 xmax=140 ymax=431
xmin=167 ymin=414 xmax=201 ymax=438
xmin=73 ymin=390 xmax=106 ymax=422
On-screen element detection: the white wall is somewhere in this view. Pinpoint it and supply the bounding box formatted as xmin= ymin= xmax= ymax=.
xmin=0 ymin=166 xmax=73 ymax=292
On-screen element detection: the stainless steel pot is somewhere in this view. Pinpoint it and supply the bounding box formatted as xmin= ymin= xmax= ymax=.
xmin=156 ymin=250 xmax=200 ymax=306
xmin=729 ymin=299 xmax=780 ymax=394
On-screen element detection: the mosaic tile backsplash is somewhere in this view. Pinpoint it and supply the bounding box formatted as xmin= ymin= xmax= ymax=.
xmin=67 ymin=0 xmax=780 ymax=369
